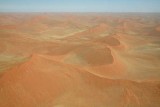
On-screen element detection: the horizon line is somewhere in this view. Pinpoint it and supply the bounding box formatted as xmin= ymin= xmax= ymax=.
xmin=0 ymin=11 xmax=160 ymax=13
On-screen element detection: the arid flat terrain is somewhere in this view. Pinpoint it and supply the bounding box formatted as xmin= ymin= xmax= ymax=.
xmin=0 ymin=13 xmax=160 ymax=107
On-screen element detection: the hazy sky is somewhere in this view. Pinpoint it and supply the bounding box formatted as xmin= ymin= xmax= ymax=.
xmin=0 ymin=0 xmax=160 ymax=12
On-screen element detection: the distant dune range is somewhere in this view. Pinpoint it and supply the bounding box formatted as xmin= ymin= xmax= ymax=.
xmin=0 ymin=13 xmax=160 ymax=107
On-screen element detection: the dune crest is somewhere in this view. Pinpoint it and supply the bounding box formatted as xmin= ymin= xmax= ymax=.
xmin=0 ymin=54 xmax=160 ymax=107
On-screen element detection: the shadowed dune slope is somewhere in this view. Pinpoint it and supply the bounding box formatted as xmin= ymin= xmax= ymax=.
xmin=65 ymin=45 xmax=114 ymax=66
xmin=0 ymin=54 xmax=160 ymax=107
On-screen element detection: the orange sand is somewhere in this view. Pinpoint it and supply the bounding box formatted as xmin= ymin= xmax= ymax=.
xmin=0 ymin=13 xmax=160 ymax=107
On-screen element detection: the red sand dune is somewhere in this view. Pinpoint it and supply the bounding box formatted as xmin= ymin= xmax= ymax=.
xmin=0 ymin=13 xmax=160 ymax=107
xmin=0 ymin=54 xmax=160 ymax=107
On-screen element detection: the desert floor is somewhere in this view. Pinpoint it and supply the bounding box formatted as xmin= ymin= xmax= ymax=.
xmin=0 ymin=13 xmax=160 ymax=107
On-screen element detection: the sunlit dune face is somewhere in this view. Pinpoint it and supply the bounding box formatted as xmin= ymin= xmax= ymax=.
xmin=0 ymin=13 xmax=160 ymax=107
